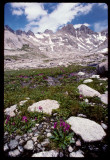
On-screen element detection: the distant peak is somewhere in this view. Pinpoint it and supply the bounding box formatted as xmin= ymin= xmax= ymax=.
xmin=44 ymin=29 xmax=53 ymax=34
xmin=26 ymin=30 xmax=35 ymax=37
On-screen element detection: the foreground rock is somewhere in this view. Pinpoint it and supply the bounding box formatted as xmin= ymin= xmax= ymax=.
xmin=100 ymin=92 xmax=108 ymax=104
xmin=78 ymin=84 xmax=101 ymax=98
xmin=28 ymin=99 xmax=60 ymax=115
xmin=66 ymin=116 xmax=106 ymax=142
xmin=70 ymin=150 xmax=84 ymax=157
xmin=83 ymin=79 xmax=93 ymax=83
xmin=96 ymin=61 xmax=108 ymax=77
xmin=4 ymin=104 xmax=17 ymax=117
xmin=32 ymin=150 xmax=58 ymax=157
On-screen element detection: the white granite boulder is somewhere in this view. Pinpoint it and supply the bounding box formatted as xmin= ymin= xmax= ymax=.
xmin=4 ymin=104 xmax=17 ymax=117
xmin=78 ymin=84 xmax=101 ymax=97
xmin=83 ymin=79 xmax=93 ymax=83
xmin=100 ymin=92 xmax=108 ymax=104
xmin=66 ymin=116 xmax=106 ymax=142
xmin=28 ymin=99 xmax=60 ymax=115
xmin=32 ymin=150 xmax=58 ymax=157
xmin=77 ymin=72 xmax=85 ymax=76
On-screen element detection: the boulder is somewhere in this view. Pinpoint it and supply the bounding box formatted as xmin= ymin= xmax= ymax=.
xmin=4 ymin=104 xmax=17 ymax=117
xmin=28 ymin=99 xmax=60 ymax=115
xmin=91 ymin=75 xmax=100 ymax=79
xmin=32 ymin=150 xmax=58 ymax=157
xmin=77 ymin=72 xmax=85 ymax=76
xmin=83 ymin=79 xmax=93 ymax=83
xmin=78 ymin=84 xmax=101 ymax=97
xmin=9 ymin=140 xmax=19 ymax=150
xmin=70 ymin=150 xmax=84 ymax=157
xmin=96 ymin=61 xmax=108 ymax=77
xmin=24 ymin=140 xmax=34 ymax=150
xmin=8 ymin=149 xmax=21 ymax=157
xmin=100 ymin=92 xmax=108 ymax=104
xmin=66 ymin=116 xmax=106 ymax=142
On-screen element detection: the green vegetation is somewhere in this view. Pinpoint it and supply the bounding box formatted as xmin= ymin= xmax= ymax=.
xmin=4 ymin=64 xmax=108 ymax=135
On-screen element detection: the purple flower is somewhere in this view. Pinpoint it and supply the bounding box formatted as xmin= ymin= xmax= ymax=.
xmin=12 ymin=122 xmax=15 ymax=125
xmin=79 ymin=94 xmax=83 ymax=99
xmin=22 ymin=116 xmax=28 ymax=122
xmin=54 ymin=122 xmax=57 ymax=129
xmin=38 ymin=106 xmax=42 ymax=110
xmin=35 ymin=117 xmax=37 ymax=121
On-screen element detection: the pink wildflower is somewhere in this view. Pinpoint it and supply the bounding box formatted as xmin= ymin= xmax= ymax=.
xmin=38 ymin=106 xmax=42 ymax=110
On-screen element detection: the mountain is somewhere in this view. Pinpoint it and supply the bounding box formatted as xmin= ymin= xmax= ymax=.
xmin=4 ymin=24 xmax=108 ymax=70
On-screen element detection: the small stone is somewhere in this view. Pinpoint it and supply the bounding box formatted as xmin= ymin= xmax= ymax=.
xmin=8 ymin=149 xmax=20 ymax=157
xmin=70 ymin=150 xmax=84 ymax=157
xmin=78 ymin=72 xmax=85 ymax=76
xmin=38 ymin=124 xmax=43 ymax=130
xmin=32 ymin=127 xmax=37 ymax=131
xmin=84 ymin=98 xmax=89 ymax=103
xmin=18 ymin=146 xmax=24 ymax=152
xmin=32 ymin=136 xmax=38 ymax=142
xmin=91 ymin=75 xmax=100 ymax=79
xmin=32 ymin=150 xmax=58 ymax=157
xmin=4 ymin=143 xmax=9 ymax=151
xmin=47 ymin=133 xmax=52 ymax=137
xmin=24 ymin=140 xmax=34 ymax=150
xmin=68 ymin=146 xmax=73 ymax=152
xmin=76 ymin=139 xmax=81 ymax=146
xmin=59 ymin=152 xmax=64 ymax=157
xmin=4 ymin=131 xmax=8 ymax=136
xmin=9 ymin=140 xmax=18 ymax=150
xmin=46 ymin=129 xmax=51 ymax=132
xmin=23 ymin=134 xmax=27 ymax=138
xmin=37 ymin=144 xmax=41 ymax=149
xmin=101 ymin=123 xmax=107 ymax=130
xmin=35 ymin=123 xmax=39 ymax=127
xmin=15 ymin=135 xmax=21 ymax=140
xmin=41 ymin=139 xmax=49 ymax=147
xmin=77 ymin=114 xmax=87 ymax=118
xmin=19 ymin=139 xmax=25 ymax=145
xmin=83 ymin=79 xmax=93 ymax=83
xmin=53 ymin=113 xmax=58 ymax=116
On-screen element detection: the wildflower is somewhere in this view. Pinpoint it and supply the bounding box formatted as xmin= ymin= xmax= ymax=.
xmin=22 ymin=116 xmax=28 ymax=122
xmin=12 ymin=122 xmax=15 ymax=125
xmin=79 ymin=94 xmax=83 ymax=99
xmin=54 ymin=122 xmax=57 ymax=129
xmin=38 ymin=106 xmax=42 ymax=110
xmin=35 ymin=117 xmax=37 ymax=121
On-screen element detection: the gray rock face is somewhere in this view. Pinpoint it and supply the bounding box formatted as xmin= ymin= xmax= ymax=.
xmin=96 ymin=61 xmax=108 ymax=76
xmin=24 ymin=140 xmax=34 ymax=150
xmin=32 ymin=150 xmax=58 ymax=157
xmin=78 ymin=84 xmax=101 ymax=97
xmin=66 ymin=116 xmax=106 ymax=142
xmin=28 ymin=99 xmax=60 ymax=115
xmin=8 ymin=149 xmax=20 ymax=157
xmin=9 ymin=140 xmax=18 ymax=150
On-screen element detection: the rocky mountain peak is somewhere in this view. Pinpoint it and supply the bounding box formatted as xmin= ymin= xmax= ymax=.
xmin=44 ymin=29 xmax=53 ymax=34
xmin=58 ymin=24 xmax=76 ymax=36
xmin=4 ymin=25 xmax=15 ymax=34
xmin=16 ymin=30 xmax=23 ymax=35
xmin=101 ymin=29 xmax=108 ymax=37
xmin=79 ymin=25 xmax=95 ymax=34
xmin=26 ymin=30 xmax=35 ymax=37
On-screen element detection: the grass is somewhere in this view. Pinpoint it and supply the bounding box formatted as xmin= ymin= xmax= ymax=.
xmin=4 ymin=64 xmax=108 ymax=135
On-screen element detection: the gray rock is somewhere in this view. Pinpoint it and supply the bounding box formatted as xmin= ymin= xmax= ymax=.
xmin=70 ymin=150 xmax=84 ymax=157
xmin=18 ymin=145 xmax=24 ymax=152
xmin=59 ymin=152 xmax=64 ymax=157
xmin=100 ymin=92 xmax=108 ymax=104
xmin=8 ymin=149 xmax=21 ymax=157
xmin=19 ymin=139 xmax=25 ymax=145
xmin=77 ymin=114 xmax=87 ymax=118
xmin=32 ymin=127 xmax=37 ymax=131
xmin=66 ymin=116 xmax=106 ymax=142
xmin=32 ymin=150 xmax=58 ymax=157
xmin=38 ymin=124 xmax=43 ymax=130
xmin=68 ymin=146 xmax=73 ymax=152
xmin=15 ymin=135 xmax=21 ymax=140
xmin=76 ymin=139 xmax=81 ymax=146
xmin=46 ymin=129 xmax=51 ymax=132
xmin=78 ymin=72 xmax=85 ymax=76
xmin=96 ymin=61 xmax=108 ymax=76
xmin=4 ymin=143 xmax=9 ymax=151
xmin=83 ymin=79 xmax=93 ymax=83
xmin=47 ymin=133 xmax=52 ymax=137
xmin=24 ymin=140 xmax=34 ymax=150
xmin=78 ymin=84 xmax=101 ymax=97
xmin=28 ymin=99 xmax=60 ymax=115
xmin=32 ymin=136 xmax=38 ymax=142
xmin=4 ymin=104 xmax=17 ymax=117
xmin=9 ymin=140 xmax=19 ymax=150
xmin=101 ymin=123 xmax=107 ymax=130
xmin=91 ymin=75 xmax=100 ymax=79
xmin=41 ymin=139 xmax=50 ymax=147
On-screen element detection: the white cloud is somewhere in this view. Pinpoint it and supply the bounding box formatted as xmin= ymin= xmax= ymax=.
xmin=98 ymin=3 xmax=108 ymax=9
xmin=94 ymin=20 xmax=108 ymax=32
xmin=74 ymin=23 xmax=90 ymax=29
xmin=10 ymin=3 xmax=47 ymax=21
xmin=10 ymin=3 xmax=95 ymax=33
xmin=12 ymin=9 xmax=23 ymax=16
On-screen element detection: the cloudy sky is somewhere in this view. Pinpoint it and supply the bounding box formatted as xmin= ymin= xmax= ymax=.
xmin=4 ymin=3 xmax=108 ymax=33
